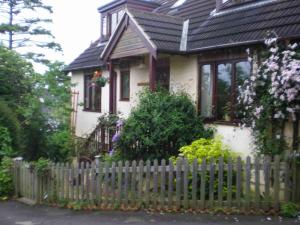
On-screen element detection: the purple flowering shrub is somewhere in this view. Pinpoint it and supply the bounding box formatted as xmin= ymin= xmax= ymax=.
xmin=238 ymin=38 xmax=300 ymax=155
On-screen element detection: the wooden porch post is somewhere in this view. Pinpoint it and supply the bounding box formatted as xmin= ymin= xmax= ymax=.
xmin=109 ymin=61 xmax=115 ymax=114
xmin=149 ymin=55 xmax=157 ymax=91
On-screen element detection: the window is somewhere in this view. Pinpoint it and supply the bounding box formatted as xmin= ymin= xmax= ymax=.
xmin=111 ymin=12 xmax=118 ymax=33
xmin=199 ymin=60 xmax=251 ymax=122
xmin=101 ymin=15 xmax=108 ymax=37
xmin=101 ymin=9 xmax=125 ymax=39
xmin=120 ymin=69 xmax=130 ymax=101
xmin=84 ymin=74 xmax=101 ymax=112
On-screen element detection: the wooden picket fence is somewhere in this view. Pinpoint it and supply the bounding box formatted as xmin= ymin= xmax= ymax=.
xmin=12 ymin=156 xmax=299 ymax=211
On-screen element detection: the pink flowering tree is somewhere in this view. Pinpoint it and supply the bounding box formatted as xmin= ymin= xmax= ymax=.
xmin=238 ymin=39 xmax=300 ymax=155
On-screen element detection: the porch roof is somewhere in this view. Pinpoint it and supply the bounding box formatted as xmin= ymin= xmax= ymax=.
xmin=64 ymin=39 xmax=105 ymax=72
xmin=101 ymin=9 xmax=185 ymax=61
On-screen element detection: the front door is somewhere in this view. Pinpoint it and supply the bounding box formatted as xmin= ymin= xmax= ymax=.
xmin=156 ymin=58 xmax=170 ymax=90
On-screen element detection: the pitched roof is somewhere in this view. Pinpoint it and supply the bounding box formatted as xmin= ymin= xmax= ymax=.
xmin=128 ymin=9 xmax=184 ymax=52
xmin=67 ymin=0 xmax=300 ymax=71
xmin=65 ymin=40 xmax=105 ymax=72
xmin=188 ymin=0 xmax=300 ymax=51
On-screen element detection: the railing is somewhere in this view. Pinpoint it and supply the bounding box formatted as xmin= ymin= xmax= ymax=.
xmin=82 ymin=124 xmax=114 ymax=158
xmin=12 ymin=156 xmax=300 ymax=211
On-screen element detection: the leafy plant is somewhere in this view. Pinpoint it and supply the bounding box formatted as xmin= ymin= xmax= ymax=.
xmin=117 ymin=89 xmax=213 ymax=161
xmin=172 ymin=137 xmax=237 ymax=164
xmin=33 ymin=158 xmax=51 ymax=177
xmin=0 ymin=126 xmax=13 ymax=159
xmin=238 ymin=40 xmax=300 ymax=155
xmin=0 ymin=157 xmax=14 ymax=200
xmin=280 ymin=202 xmax=299 ymax=218
xmin=172 ymin=137 xmax=238 ymax=199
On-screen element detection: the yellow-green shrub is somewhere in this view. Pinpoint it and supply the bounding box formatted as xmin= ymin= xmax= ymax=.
xmin=173 ymin=137 xmax=237 ymax=164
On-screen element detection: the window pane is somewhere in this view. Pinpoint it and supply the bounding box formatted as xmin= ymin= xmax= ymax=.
xmin=236 ymin=61 xmax=251 ymax=87
xmin=235 ymin=61 xmax=251 ymax=118
xmin=84 ymin=75 xmax=91 ymax=109
xmin=118 ymin=10 xmax=125 ymax=22
xmin=216 ymin=63 xmax=232 ymax=121
xmin=200 ymin=65 xmax=213 ymax=118
xmin=121 ymin=71 xmax=130 ymax=100
xmin=102 ymin=16 xmax=107 ymax=36
xmin=111 ymin=13 xmax=118 ymax=33
xmin=94 ymin=85 xmax=101 ymax=111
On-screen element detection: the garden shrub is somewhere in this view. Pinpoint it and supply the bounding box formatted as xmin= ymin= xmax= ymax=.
xmin=116 ymin=89 xmax=213 ymax=161
xmin=172 ymin=137 xmax=237 ymax=164
xmin=0 ymin=126 xmax=13 ymax=159
xmin=0 ymin=100 xmax=21 ymax=152
xmin=32 ymin=158 xmax=51 ymax=177
xmin=172 ymin=137 xmax=238 ymax=200
xmin=0 ymin=157 xmax=14 ymax=200
xmin=280 ymin=202 xmax=299 ymax=218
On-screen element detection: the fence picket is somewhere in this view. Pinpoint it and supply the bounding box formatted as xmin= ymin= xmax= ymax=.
xmin=264 ymin=156 xmax=271 ymax=210
xmin=200 ymin=158 xmax=206 ymax=209
xmin=254 ymin=157 xmax=260 ymax=208
xmin=80 ymin=162 xmax=85 ymax=202
xmin=227 ymin=157 xmax=233 ymax=208
xmin=160 ymin=159 xmax=166 ymax=208
xmin=209 ymin=159 xmax=215 ymax=208
xmin=98 ymin=161 xmax=103 ymax=205
xmin=168 ymin=160 xmax=174 ymax=209
xmin=274 ymin=155 xmax=280 ymax=210
xmin=131 ymin=160 xmax=137 ymax=206
xmin=153 ymin=159 xmax=158 ymax=208
xmin=104 ymin=161 xmax=109 ymax=207
xmin=117 ymin=161 xmax=123 ymax=206
xmin=284 ymin=158 xmax=290 ymax=202
xmin=245 ymin=157 xmax=251 ymax=209
xmin=111 ymin=162 xmax=116 ymax=204
xmin=145 ymin=160 xmax=151 ymax=208
xmin=124 ymin=161 xmax=130 ymax=207
xmin=183 ymin=159 xmax=189 ymax=209
xmin=176 ymin=158 xmax=182 ymax=210
xmin=218 ymin=157 xmax=224 ymax=207
xmin=236 ymin=157 xmax=242 ymax=207
xmin=192 ymin=159 xmax=198 ymax=209
xmin=138 ymin=160 xmax=144 ymax=207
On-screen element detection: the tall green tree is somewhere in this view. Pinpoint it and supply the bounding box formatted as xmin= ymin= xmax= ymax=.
xmin=0 ymin=0 xmax=61 ymax=63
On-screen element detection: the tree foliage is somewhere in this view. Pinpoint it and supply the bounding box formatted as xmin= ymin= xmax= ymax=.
xmin=0 ymin=0 xmax=61 ymax=63
xmin=116 ymin=89 xmax=213 ymax=161
xmin=0 ymin=45 xmax=73 ymax=162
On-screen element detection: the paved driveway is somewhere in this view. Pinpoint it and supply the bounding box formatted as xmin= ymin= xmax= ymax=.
xmin=0 ymin=201 xmax=299 ymax=225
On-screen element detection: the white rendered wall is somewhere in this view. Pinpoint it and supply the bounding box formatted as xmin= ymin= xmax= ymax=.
xmin=170 ymin=55 xmax=198 ymax=102
xmin=115 ymin=59 xmax=149 ymax=118
xmin=71 ymin=71 xmax=110 ymax=137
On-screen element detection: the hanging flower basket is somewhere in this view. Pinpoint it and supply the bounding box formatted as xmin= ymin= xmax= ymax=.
xmin=92 ymin=70 xmax=108 ymax=87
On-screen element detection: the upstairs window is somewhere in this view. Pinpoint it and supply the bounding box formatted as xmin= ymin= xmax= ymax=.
xmin=84 ymin=73 xmax=102 ymax=112
xmin=101 ymin=9 xmax=125 ymax=40
xmin=101 ymin=15 xmax=108 ymax=38
xmin=199 ymin=60 xmax=251 ymax=123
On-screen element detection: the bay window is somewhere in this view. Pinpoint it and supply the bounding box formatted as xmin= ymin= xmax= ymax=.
xmin=199 ymin=60 xmax=251 ymax=122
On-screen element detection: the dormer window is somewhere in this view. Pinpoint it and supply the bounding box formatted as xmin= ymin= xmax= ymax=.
xmin=101 ymin=15 xmax=108 ymax=37
xmin=101 ymin=9 xmax=125 ymax=41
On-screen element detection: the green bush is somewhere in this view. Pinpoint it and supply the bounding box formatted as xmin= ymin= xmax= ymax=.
xmin=172 ymin=137 xmax=237 ymax=163
xmin=172 ymin=137 xmax=238 ymax=200
xmin=0 ymin=157 xmax=14 ymax=200
xmin=32 ymin=158 xmax=51 ymax=177
xmin=280 ymin=202 xmax=299 ymax=218
xmin=0 ymin=126 xmax=13 ymax=159
xmin=0 ymin=100 xmax=21 ymax=152
xmin=117 ymin=89 xmax=213 ymax=161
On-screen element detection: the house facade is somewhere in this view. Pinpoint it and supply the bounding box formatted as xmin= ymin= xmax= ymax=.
xmin=66 ymin=0 xmax=300 ymax=156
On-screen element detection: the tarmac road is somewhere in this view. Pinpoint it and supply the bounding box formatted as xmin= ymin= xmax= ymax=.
xmin=0 ymin=201 xmax=299 ymax=225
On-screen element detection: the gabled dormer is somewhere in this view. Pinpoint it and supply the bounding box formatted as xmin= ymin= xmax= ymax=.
xmin=98 ymin=0 xmax=161 ymax=41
